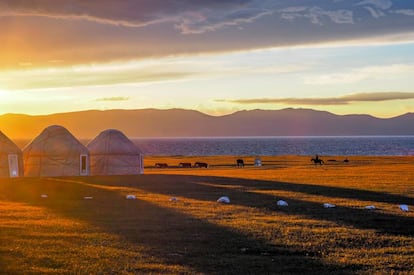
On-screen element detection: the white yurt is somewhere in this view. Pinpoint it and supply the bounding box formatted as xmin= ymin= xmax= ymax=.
xmin=23 ymin=125 xmax=89 ymax=177
xmin=87 ymin=129 xmax=144 ymax=176
xmin=0 ymin=131 xmax=23 ymax=177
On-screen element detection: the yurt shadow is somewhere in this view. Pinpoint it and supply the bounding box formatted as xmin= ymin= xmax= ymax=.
xmin=88 ymin=174 xmax=414 ymax=237
xmin=0 ymin=177 xmax=360 ymax=274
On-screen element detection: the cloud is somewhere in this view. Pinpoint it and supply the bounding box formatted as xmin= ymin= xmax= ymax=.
xmin=305 ymin=64 xmax=414 ymax=85
xmin=0 ymin=0 xmax=172 ymax=28
xmin=393 ymin=9 xmax=414 ymax=16
xmin=175 ymin=7 xmax=273 ymax=34
xmin=343 ymin=92 xmax=414 ymax=101
xmin=0 ymin=0 xmax=271 ymax=33
xmin=0 ymin=60 xmax=199 ymax=90
xmin=217 ymin=92 xmax=414 ymax=106
xmin=364 ymin=6 xmax=385 ymax=18
xmin=95 ymin=96 xmax=130 ymax=102
xmin=1 ymin=0 xmax=414 ymax=69
xmin=0 ymin=0 xmax=411 ymax=33
xmin=278 ymin=6 xmax=354 ymax=25
xmin=356 ymin=0 xmax=393 ymax=10
xmin=0 ymin=50 xmax=310 ymax=91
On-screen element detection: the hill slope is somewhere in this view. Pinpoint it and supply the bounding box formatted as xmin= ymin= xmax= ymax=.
xmin=1 ymin=108 xmax=413 ymax=139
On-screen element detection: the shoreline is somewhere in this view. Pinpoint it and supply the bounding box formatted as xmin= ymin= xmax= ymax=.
xmin=143 ymin=155 xmax=414 ymax=174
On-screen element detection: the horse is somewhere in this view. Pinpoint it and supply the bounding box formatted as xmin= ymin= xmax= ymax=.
xmin=311 ymin=158 xmax=324 ymax=165
xmin=194 ymin=162 xmax=208 ymax=168
xmin=179 ymin=162 xmax=192 ymax=168
xmin=236 ymin=159 xmax=244 ymax=167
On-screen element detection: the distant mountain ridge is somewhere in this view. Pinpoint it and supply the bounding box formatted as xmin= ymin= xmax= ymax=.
xmin=1 ymin=108 xmax=413 ymax=139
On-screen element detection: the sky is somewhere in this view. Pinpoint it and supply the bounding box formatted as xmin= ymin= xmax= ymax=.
xmin=1 ymin=0 xmax=414 ymax=118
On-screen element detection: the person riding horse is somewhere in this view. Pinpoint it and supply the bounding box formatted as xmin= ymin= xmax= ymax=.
xmin=311 ymin=154 xmax=324 ymax=165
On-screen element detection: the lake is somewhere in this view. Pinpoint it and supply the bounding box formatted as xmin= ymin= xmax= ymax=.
xmin=132 ymin=136 xmax=414 ymax=156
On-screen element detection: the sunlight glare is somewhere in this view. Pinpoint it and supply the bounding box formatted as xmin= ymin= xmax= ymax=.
xmin=0 ymin=89 xmax=12 ymax=100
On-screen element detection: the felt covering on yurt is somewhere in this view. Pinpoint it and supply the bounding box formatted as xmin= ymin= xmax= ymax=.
xmin=23 ymin=125 xmax=89 ymax=177
xmin=87 ymin=129 xmax=143 ymax=175
xmin=0 ymin=131 xmax=23 ymax=177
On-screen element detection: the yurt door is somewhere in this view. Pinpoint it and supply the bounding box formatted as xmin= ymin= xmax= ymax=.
xmin=80 ymin=154 xmax=88 ymax=176
xmin=8 ymin=154 xmax=19 ymax=177
xmin=139 ymin=154 xmax=144 ymax=174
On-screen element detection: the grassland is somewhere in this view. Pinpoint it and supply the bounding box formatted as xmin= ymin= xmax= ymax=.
xmin=1 ymin=156 xmax=413 ymax=274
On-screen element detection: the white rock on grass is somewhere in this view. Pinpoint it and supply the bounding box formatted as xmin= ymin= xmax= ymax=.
xmin=323 ymin=203 xmax=336 ymax=208
xmin=83 ymin=196 xmax=93 ymax=200
xmin=169 ymin=197 xmax=178 ymax=202
xmin=399 ymin=204 xmax=409 ymax=212
xmin=277 ymin=200 xmax=288 ymax=206
xmin=126 ymin=195 xmax=137 ymax=200
xmin=40 ymin=194 xmax=48 ymax=198
xmin=364 ymin=205 xmax=376 ymax=210
xmin=217 ymin=196 xmax=230 ymax=204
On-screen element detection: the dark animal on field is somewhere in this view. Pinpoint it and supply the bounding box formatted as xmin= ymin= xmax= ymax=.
xmin=179 ymin=162 xmax=192 ymax=168
xmin=344 ymin=158 xmax=349 ymax=163
xmin=194 ymin=162 xmax=208 ymax=168
xmin=236 ymin=159 xmax=244 ymax=167
xmin=155 ymin=163 xmax=168 ymax=168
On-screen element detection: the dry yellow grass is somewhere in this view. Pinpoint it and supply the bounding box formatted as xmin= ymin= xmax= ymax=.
xmin=1 ymin=156 xmax=413 ymax=274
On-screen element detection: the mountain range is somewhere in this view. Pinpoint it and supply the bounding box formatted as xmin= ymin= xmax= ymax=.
xmin=1 ymin=108 xmax=413 ymax=140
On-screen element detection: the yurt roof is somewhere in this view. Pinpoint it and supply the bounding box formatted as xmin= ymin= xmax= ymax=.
xmin=23 ymin=125 xmax=88 ymax=156
xmin=87 ymin=129 xmax=142 ymax=155
xmin=0 ymin=131 xmax=22 ymax=154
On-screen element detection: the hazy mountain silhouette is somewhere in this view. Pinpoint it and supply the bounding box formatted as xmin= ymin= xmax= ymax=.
xmin=1 ymin=108 xmax=413 ymax=139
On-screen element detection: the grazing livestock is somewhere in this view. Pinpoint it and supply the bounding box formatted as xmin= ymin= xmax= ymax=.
xmin=194 ymin=162 xmax=208 ymax=168
xmin=155 ymin=163 xmax=168 ymax=168
xmin=179 ymin=162 xmax=192 ymax=168
xmin=236 ymin=159 xmax=244 ymax=167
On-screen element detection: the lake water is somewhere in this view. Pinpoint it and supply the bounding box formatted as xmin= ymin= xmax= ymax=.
xmin=133 ymin=136 xmax=414 ymax=156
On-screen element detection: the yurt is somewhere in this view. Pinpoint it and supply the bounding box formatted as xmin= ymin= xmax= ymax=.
xmin=23 ymin=125 xmax=89 ymax=177
xmin=0 ymin=131 xmax=23 ymax=177
xmin=87 ymin=129 xmax=143 ymax=175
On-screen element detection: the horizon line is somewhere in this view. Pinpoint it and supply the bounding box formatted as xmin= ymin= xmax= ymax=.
xmin=0 ymin=107 xmax=413 ymax=120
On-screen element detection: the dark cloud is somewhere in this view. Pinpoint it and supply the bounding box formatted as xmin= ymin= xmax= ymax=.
xmin=1 ymin=0 xmax=414 ymax=68
xmin=217 ymin=92 xmax=414 ymax=106
xmin=1 ymin=0 xmax=413 ymax=33
xmin=0 ymin=0 xmax=258 ymax=30
xmin=343 ymin=92 xmax=414 ymax=102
